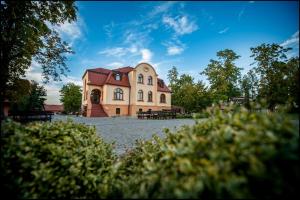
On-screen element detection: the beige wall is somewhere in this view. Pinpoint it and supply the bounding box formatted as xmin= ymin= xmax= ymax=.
xmin=102 ymin=104 xmax=129 ymax=117
xmin=82 ymin=63 xmax=172 ymax=117
xmin=102 ymin=85 xmax=130 ymax=105
xmin=157 ymin=92 xmax=171 ymax=107
xmin=82 ymin=73 xmax=88 ymax=105
xmin=133 ymin=63 xmax=158 ymax=106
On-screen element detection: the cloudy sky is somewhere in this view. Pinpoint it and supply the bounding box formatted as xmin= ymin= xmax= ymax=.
xmin=25 ymin=1 xmax=299 ymax=104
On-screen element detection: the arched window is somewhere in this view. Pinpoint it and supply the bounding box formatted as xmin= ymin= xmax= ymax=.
xmin=115 ymin=73 xmax=121 ymax=81
xmin=138 ymin=90 xmax=143 ymax=101
xmin=114 ymin=88 xmax=123 ymax=100
xmin=160 ymin=93 xmax=166 ymax=103
xmin=138 ymin=74 xmax=144 ymax=84
xmin=91 ymin=89 xmax=101 ymax=104
xmin=148 ymin=76 xmax=153 ymax=85
xmin=148 ymin=91 xmax=153 ymax=102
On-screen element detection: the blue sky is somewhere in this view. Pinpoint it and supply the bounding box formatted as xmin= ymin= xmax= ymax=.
xmin=25 ymin=1 xmax=299 ymax=104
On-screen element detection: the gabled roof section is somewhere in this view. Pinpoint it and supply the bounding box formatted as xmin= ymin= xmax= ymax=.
xmin=105 ymin=71 xmax=131 ymax=87
xmin=84 ymin=66 xmax=131 ymax=87
xmin=114 ymin=66 xmax=134 ymax=73
xmin=157 ymin=78 xmax=171 ymax=93
xmin=88 ymin=71 xmax=108 ymax=86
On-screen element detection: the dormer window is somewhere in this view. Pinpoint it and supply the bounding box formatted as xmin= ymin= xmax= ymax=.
xmin=115 ymin=73 xmax=121 ymax=81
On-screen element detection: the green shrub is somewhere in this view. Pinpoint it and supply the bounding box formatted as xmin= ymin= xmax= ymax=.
xmin=193 ymin=112 xmax=209 ymax=119
xmin=176 ymin=113 xmax=193 ymax=119
xmin=1 ymin=119 xmax=116 ymax=199
xmin=114 ymin=106 xmax=299 ymax=199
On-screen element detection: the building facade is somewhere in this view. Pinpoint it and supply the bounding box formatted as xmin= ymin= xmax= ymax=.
xmin=82 ymin=63 xmax=171 ymax=117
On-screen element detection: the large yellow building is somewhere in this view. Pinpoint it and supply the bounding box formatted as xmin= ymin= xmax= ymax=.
xmin=82 ymin=63 xmax=171 ymax=117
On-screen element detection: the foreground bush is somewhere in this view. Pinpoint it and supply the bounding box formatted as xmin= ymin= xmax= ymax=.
xmin=1 ymin=120 xmax=115 ymax=198
xmin=115 ymin=106 xmax=299 ymax=199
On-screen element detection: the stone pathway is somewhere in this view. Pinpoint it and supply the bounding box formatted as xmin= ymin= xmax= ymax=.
xmin=53 ymin=115 xmax=196 ymax=155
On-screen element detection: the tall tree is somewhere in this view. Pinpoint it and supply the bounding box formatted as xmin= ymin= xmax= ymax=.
xmin=167 ymin=67 xmax=212 ymax=112
xmin=240 ymin=69 xmax=259 ymax=108
xmin=60 ymin=83 xmax=82 ymax=114
xmin=285 ymin=57 xmax=299 ymax=112
xmin=0 ymin=1 xmax=77 ymax=117
xmin=10 ymin=80 xmax=47 ymax=113
xmin=250 ymin=43 xmax=293 ymax=111
xmin=201 ymin=49 xmax=242 ymax=102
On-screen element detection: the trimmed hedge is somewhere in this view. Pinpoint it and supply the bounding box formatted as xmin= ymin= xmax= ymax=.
xmin=1 ymin=119 xmax=115 ymax=199
xmin=114 ymin=106 xmax=299 ymax=199
xmin=1 ymin=106 xmax=299 ymax=199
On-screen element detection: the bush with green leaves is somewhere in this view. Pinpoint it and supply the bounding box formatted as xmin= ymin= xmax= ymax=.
xmin=1 ymin=119 xmax=116 ymax=199
xmin=114 ymin=106 xmax=299 ymax=199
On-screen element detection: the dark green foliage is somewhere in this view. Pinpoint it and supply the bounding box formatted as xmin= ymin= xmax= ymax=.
xmin=115 ymin=106 xmax=299 ymax=199
xmin=60 ymin=83 xmax=82 ymax=113
xmin=10 ymin=80 xmax=47 ymax=113
xmin=0 ymin=1 xmax=76 ymax=85
xmin=250 ymin=43 xmax=299 ymax=111
xmin=1 ymin=120 xmax=115 ymax=198
xmin=201 ymin=49 xmax=242 ymax=102
xmin=168 ymin=67 xmax=212 ymax=112
xmin=176 ymin=113 xmax=193 ymax=119
xmin=1 ymin=107 xmax=298 ymax=199
xmin=1 ymin=1 xmax=77 ymax=117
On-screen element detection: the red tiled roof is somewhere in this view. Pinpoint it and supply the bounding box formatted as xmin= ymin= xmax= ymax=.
xmin=84 ymin=66 xmax=132 ymax=87
xmin=105 ymin=71 xmax=131 ymax=87
xmin=88 ymin=71 xmax=109 ymax=86
xmin=157 ymin=78 xmax=171 ymax=93
xmin=84 ymin=66 xmax=170 ymax=92
xmin=89 ymin=67 xmax=111 ymax=74
xmin=44 ymin=104 xmax=64 ymax=112
xmin=115 ymin=66 xmax=134 ymax=73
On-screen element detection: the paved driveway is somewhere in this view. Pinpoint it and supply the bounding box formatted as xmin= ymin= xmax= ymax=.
xmin=53 ymin=115 xmax=196 ymax=155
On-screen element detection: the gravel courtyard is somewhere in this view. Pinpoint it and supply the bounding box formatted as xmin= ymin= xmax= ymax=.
xmin=53 ymin=115 xmax=196 ymax=155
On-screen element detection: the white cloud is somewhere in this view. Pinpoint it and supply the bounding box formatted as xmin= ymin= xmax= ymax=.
xmin=106 ymin=62 xmax=124 ymax=68
xmin=148 ymin=1 xmax=176 ymax=17
xmin=167 ymin=46 xmax=184 ymax=55
xmin=218 ymin=27 xmax=230 ymax=34
xmin=163 ymin=15 xmax=198 ymax=35
xmin=140 ymin=49 xmax=153 ymax=63
xmin=50 ymin=15 xmax=85 ymax=46
xmin=281 ymin=31 xmax=299 ymax=48
xmin=103 ymin=21 xmax=115 ymax=38
xmin=98 ymin=47 xmax=128 ymax=57
xmin=24 ymin=60 xmax=82 ymax=105
xmin=57 ymin=21 xmax=81 ymax=40
xmin=98 ymin=45 xmax=141 ymax=58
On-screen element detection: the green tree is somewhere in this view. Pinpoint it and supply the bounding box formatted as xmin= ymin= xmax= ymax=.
xmin=240 ymin=69 xmax=259 ymax=108
xmin=10 ymin=80 xmax=47 ymax=113
xmin=167 ymin=66 xmax=179 ymax=86
xmin=286 ymin=57 xmax=299 ymax=112
xmin=6 ymin=79 xmax=31 ymax=103
xmin=60 ymin=83 xmax=82 ymax=113
xmin=250 ymin=43 xmax=295 ymax=111
xmin=167 ymin=67 xmax=212 ymax=112
xmin=201 ymin=49 xmax=242 ymax=102
xmin=0 ymin=1 xmax=77 ymax=117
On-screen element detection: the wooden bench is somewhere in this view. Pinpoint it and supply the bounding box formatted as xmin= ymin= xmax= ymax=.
xmin=137 ymin=110 xmax=177 ymax=120
xmin=8 ymin=111 xmax=54 ymax=123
